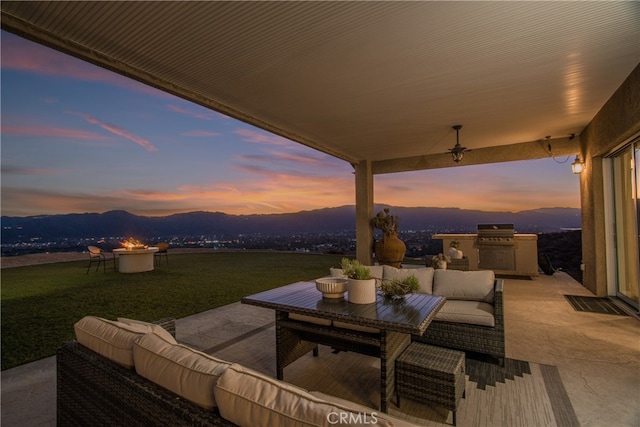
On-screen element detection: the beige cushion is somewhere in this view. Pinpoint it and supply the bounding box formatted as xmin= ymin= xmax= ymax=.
xmin=383 ymin=265 xmax=434 ymax=294
xmin=289 ymin=313 xmax=332 ymax=326
xmin=117 ymin=317 xmax=177 ymax=344
xmin=215 ymin=363 xmax=394 ymax=427
xmin=433 ymin=269 xmax=495 ymax=303
xmin=333 ymin=321 xmax=380 ymax=334
xmin=367 ymin=265 xmax=384 ymax=279
xmin=74 ymin=316 xmax=164 ymax=368
xmin=310 ymin=391 xmax=417 ymax=427
xmin=435 ymin=300 xmax=496 ymax=327
xmin=133 ymin=333 xmax=232 ymax=409
xmin=329 ymin=267 xmax=346 ymax=278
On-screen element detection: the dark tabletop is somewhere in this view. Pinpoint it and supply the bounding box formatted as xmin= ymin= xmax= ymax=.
xmin=241 ymin=281 xmax=445 ymax=335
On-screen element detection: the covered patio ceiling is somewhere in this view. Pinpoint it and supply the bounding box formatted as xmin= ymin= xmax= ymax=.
xmin=2 ymin=1 xmax=638 ymax=172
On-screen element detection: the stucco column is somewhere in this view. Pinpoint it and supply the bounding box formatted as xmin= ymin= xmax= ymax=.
xmin=579 ymin=154 xmax=608 ymax=296
xmin=354 ymin=161 xmax=374 ymax=265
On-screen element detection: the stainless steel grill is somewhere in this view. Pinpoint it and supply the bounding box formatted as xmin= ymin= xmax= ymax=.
xmin=476 ymin=224 xmax=516 ymax=271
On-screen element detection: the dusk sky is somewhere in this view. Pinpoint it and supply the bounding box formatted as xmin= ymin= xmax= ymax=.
xmin=1 ymin=31 xmax=580 ymax=217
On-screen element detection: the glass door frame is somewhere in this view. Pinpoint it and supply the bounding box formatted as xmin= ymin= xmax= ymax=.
xmin=604 ymin=134 xmax=640 ymax=309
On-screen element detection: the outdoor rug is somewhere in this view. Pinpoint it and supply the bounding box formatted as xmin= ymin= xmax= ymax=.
xmin=466 ymin=355 xmax=530 ymax=390
xmin=564 ymin=295 xmax=629 ymax=316
xmin=207 ymin=323 xmax=579 ymax=427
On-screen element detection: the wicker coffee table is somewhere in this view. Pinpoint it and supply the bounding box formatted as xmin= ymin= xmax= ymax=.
xmin=396 ymin=342 xmax=466 ymax=425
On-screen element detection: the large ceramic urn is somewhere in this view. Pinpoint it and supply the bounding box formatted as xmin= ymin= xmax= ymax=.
xmin=375 ymin=233 xmax=406 ymax=268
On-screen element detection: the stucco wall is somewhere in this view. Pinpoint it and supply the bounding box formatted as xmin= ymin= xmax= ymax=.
xmin=580 ymin=63 xmax=640 ymax=295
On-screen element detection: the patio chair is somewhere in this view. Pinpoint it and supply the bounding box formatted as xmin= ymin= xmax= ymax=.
xmin=86 ymin=246 xmax=115 ymax=273
xmin=154 ymin=242 xmax=169 ymax=266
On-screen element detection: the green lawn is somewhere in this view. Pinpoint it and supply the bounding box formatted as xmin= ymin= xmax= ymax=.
xmin=1 ymin=252 xmax=344 ymax=370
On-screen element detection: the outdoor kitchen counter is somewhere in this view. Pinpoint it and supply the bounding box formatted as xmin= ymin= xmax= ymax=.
xmin=432 ymin=234 xmax=539 ymax=277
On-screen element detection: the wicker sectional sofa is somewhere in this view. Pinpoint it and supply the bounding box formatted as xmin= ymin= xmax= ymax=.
xmin=330 ymin=265 xmax=505 ymax=365
xmin=58 ymin=316 xmax=419 ymax=426
xmin=57 ymin=339 xmax=234 ymax=426
xmin=414 ymin=270 xmax=505 ymax=366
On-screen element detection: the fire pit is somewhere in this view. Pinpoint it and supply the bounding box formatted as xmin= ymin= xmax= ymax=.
xmin=113 ymin=240 xmax=158 ymax=273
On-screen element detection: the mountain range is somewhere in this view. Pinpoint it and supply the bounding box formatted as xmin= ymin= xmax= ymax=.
xmin=1 ymin=206 xmax=581 ymax=243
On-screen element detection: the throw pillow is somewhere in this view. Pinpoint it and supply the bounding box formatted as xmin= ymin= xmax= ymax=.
xmin=382 ymin=265 xmax=434 ymax=294
xmin=433 ymin=269 xmax=495 ymax=303
xmin=117 ymin=317 xmax=177 ymax=344
xmin=367 ymin=265 xmax=384 ymax=280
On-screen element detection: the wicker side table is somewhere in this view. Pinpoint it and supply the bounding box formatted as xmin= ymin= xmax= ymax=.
xmin=448 ymin=257 xmax=470 ymax=271
xmin=396 ymin=342 xmax=465 ymax=425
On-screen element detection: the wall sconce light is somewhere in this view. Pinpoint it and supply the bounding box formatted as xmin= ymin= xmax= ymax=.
xmin=571 ymin=155 xmax=585 ymax=174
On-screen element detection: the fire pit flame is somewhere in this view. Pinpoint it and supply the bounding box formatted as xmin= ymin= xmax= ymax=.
xmin=121 ymin=238 xmax=147 ymax=250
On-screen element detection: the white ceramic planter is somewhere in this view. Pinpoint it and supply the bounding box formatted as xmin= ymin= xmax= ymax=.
xmin=347 ymin=278 xmax=377 ymax=304
xmin=448 ymin=247 xmax=463 ymax=259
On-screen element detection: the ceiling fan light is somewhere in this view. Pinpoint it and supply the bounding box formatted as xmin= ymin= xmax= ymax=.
xmin=448 ymin=125 xmax=466 ymax=163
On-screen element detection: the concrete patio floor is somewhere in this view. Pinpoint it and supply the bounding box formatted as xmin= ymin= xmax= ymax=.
xmin=2 ymin=271 xmax=639 ymax=426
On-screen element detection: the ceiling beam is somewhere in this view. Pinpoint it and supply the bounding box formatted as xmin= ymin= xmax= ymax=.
xmin=371 ymin=136 xmax=580 ymax=175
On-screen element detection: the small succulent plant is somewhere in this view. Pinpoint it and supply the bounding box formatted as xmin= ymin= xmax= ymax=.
xmin=379 ymin=275 xmax=419 ymax=299
xmin=340 ymin=258 xmax=373 ymax=280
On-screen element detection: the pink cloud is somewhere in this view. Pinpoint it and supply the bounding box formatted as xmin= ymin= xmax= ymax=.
xmin=234 ymin=164 xmax=331 ymax=182
xmin=2 ymin=125 xmax=108 ymax=141
xmin=167 ymin=104 xmax=227 ymax=120
xmin=234 ymin=128 xmax=295 ymax=147
xmin=1 ymin=187 xmax=118 ymax=216
xmin=1 ymin=173 xmax=354 ymax=216
xmin=1 ymin=166 xmax=579 ymax=217
xmin=237 ymin=150 xmax=346 ymax=171
xmin=68 ymin=112 xmax=157 ymax=152
xmin=1 ymin=34 xmax=171 ymax=98
xmin=235 ymin=164 xmax=275 ymax=175
xmin=172 ymin=172 xmax=354 ymax=214
xmin=271 ymin=151 xmax=326 ymax=166
xmin=374 ymin=168 xmax=579 ymax=212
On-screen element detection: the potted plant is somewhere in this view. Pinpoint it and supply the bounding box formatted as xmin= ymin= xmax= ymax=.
xmin=379 ymin=275 xmax=419 ymax=299
xmin=341 ymin=258 xmax=377 ymax=304
xmin=370 ymin=208 xmax=406 ymax=268
xmin=448 ymin=240 xmax=463 ymax=259
xmin=431 ymin=253 xmax=451 ymax=269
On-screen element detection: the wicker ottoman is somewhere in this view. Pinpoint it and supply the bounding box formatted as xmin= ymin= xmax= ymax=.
xmin=396 ymin=343 xmax=465 ymax=425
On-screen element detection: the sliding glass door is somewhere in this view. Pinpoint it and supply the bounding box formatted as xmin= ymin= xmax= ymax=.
xmin=610 ymin=139 xmax=639 ymax=308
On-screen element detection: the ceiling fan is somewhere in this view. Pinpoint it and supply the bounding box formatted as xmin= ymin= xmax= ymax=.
xmin=447 ymin=125 xmax=470 ymax=163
